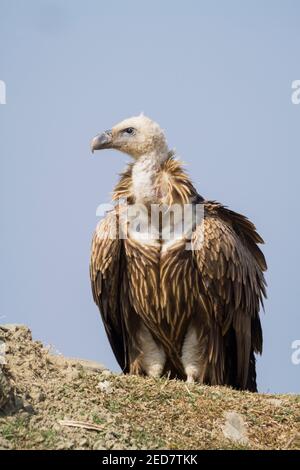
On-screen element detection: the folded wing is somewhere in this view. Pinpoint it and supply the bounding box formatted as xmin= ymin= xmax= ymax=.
xmin=90 ymin=209 xmax=128 ymax=371
xmin=192 ymin=202 xmax=267 ymax=389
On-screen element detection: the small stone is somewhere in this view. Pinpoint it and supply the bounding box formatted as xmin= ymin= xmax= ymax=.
xmin=222 ymin=411 xmax=249 ymax=445
xmin=96 ymin=380 xmax=112 ymax=393
xmin=266 ymin=398 xmax=283 ymax=407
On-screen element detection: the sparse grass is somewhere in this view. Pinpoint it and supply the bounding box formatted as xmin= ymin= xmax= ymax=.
xmin=0 ymin=325 xmax=300 ymax=450
xmin=92 ymin=414 xmax=106 ymax=425
xmin=1 ymin=373 xmax=300 ymax=450
xmin=40 ymin=429 xmax=59 ymax=446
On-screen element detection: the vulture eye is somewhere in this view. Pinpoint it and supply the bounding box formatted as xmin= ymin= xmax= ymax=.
xmin=124 ymin=127 xmax=135 ymax=135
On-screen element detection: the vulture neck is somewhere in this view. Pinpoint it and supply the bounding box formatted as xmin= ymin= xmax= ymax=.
xmin=132 ymin=151 xmax=168 ymax=204
xmin=112 ymin=152 xmax=198 ymax=206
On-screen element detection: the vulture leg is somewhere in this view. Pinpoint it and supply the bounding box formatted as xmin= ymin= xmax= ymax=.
xmin=137 ymin=324 xmax=166 ymax=378
xmin=181 ymin=321 xmax=207 ymax=383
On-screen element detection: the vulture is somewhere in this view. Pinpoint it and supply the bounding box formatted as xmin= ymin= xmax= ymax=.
xmin=90 ymin=115 xmax=267 ymax=391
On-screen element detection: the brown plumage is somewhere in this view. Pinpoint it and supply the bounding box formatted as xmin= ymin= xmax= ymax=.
xmin=90 ymin=115 xmax=267 ymax=391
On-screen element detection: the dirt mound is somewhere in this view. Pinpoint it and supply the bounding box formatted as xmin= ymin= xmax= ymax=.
xmin=0 ymin=325 xmax=300 ymax=450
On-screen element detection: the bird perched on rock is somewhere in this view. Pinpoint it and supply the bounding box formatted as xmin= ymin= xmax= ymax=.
xmin=90 ymin=115 xmax=267 ymax=391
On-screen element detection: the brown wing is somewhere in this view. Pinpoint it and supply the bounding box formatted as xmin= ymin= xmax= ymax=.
xmin=192 ymin=202 xmax=267 ymax=389
xmin=90 ymin=209 xmax=128 ymax=372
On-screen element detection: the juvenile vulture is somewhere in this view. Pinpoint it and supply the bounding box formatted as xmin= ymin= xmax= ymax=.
xmin=90 ymin=115 xmax=267 ymax=391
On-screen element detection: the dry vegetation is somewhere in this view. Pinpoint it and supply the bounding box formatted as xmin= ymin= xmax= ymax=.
xmin=0 ymin=325 xmax=299 ymax=450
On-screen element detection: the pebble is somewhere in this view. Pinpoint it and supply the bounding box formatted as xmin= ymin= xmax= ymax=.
xmin=266 ymin=398 xmax=283 ymax=407
xmin=97 ymin=380 xmax=112 ymax=393
xmin=222 ymin=411 xmax=249 ymax=445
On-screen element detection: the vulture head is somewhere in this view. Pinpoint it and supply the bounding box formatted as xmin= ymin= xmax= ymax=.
xmin=91 ymin=115 xmax=169 ymax=161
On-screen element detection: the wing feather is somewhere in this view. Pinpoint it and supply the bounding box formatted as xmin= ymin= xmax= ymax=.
xmin=192 ymin=202 xmax=267 ymax=389
xmin=90 ymin=209 xmax=128 ymax=371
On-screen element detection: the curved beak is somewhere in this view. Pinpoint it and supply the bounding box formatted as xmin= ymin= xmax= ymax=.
xmin=91 ymin=130 xmax=112 ymax=153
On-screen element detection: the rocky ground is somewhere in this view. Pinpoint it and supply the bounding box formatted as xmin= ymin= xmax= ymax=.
xmin=0 ymin=324 xmax=300 ymax=450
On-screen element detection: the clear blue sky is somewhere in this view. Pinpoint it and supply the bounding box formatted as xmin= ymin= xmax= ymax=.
xmin=1 ymin=0 xmax=299 ymax=393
